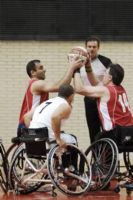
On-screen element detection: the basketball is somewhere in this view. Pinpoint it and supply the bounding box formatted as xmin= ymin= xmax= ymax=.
xmin=68 ymin=46 xmax=87 ymax=63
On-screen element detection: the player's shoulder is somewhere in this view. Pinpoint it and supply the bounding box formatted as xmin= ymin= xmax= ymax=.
xmin=98 ymin=54 xmax=112 ymax=68
xmin=98 ymin=54 xmax=111 ymax=62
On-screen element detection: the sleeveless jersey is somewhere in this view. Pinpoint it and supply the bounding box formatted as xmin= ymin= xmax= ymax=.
xmin=19 ymin=79 xmax=49 ymax=124
xmin=29 ymin=97 xmax=69 ymax=139
xmin=97 ymin=84 xmax=133 ymax=131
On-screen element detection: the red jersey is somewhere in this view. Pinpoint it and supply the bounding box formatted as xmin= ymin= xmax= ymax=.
xmin=97 ymin=84 xmax=133 ymax=131
xmin=19 ymin=79 xmax=49 ymax=124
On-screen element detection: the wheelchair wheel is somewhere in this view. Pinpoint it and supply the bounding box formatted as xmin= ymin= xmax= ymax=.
xmin=85 ymin=138 xmax=118 ymax=191
xmin=48 ymin=144 xmax=91 ymax=196
xmin=0 ymin=141 xmax=9 ymax=193
xmin=5 ymin=143 xmax=19 ymax=163
xmin=103 ymin=138 xmax=119 ymax=181
xmin=104 ymin=138 xmax=119 ymax=173
xmin=9 ymin=144 xmax=47 ymax=194
xmin=123 ymin=152 xmax=133 ymax=176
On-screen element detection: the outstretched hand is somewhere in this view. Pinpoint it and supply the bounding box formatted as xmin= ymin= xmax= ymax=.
xmin=70 ymin=58 xmax=85 ymax=71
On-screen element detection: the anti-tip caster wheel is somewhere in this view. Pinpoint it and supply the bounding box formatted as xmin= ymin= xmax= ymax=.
xmin=114 ymin=186 xmax=120 ymax=193
xmin=126 ymin=189 xmax=132 ymax=195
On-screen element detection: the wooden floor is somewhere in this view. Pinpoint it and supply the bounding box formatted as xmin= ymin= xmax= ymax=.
xmin=0 ymin=185 xmax=133 ymax=200
xmin=0 ymin=190 xmax=133 ymax=200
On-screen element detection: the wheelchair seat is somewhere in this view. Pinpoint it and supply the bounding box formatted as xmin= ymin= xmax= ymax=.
xmin=115 ymin=126 xmax=133 ymax=152
xmin=96 ymin=125 xmax=133 ymax=153
xmin=20 ymin=127 xmax=49 ymax=158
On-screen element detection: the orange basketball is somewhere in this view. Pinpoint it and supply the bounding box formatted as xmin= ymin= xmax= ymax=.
xmin=68 ymin=46 xmax=87 ymax=63
xmin=71 ymin=46 xmax=87 ymax=57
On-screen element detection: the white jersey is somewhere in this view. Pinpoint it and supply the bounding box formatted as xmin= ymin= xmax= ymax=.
xmin=29 ymin=97 xmax=68 ymax=139
xmin=80 ymin=57 xmax=106 ymax=85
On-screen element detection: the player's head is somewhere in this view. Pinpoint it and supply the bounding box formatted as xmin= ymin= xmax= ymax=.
xmin=26 ymin=60 xmax=46 ymax=80
xmin=58 ymin=84 xmax=75 ymax=104
xmin=85 ymin=36 xmax=100 ymax=59
xmin=109 ymin=63 xmax=124 ymax=85
xmin=103 ymin=63 xmax=124 ymax=86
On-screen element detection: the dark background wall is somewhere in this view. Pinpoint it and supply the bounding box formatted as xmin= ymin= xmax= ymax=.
xmin=0 ymin=0 xmax=133 ymax=41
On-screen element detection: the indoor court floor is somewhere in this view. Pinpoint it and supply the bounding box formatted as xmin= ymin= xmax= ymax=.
xmin=0 ymin=190 xmax=133 ymax=200
xmin=0 ymin=184 xmax=133 ymax=200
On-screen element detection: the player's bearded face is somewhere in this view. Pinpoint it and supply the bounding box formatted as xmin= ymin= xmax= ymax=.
xmin=35 ymin=64 xmax=46 ymax=80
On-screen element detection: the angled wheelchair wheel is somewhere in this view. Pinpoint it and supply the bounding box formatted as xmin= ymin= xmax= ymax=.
xmin=5 ymin=143 xmax=18 ymax=162
xmin=0 ymin=141 xmax=9 ymax=193
xmin=9 ymin=144 xmax=47 ymax=194
xmin=48 ymin=144 xmax=91 ymax=196
xmin=85 ymin=138 xmax=118 ymax=191
xmin=103 ymin=138 xmax=119 ymax=173
xmin=5 ymin=137 xmax=21 ymax=163
xmin=123 ymin=152 xmax=133 ymax=176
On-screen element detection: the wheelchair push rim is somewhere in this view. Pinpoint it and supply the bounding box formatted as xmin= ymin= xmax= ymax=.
xmin=47 ymin=144 xmax=92 ymax=196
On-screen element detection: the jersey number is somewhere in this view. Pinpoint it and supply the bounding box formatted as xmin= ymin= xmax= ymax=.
xmin=39 ymin=102 xmax=52 ymax=113
xmin=118 ymin=93 xmax=130 ymax=113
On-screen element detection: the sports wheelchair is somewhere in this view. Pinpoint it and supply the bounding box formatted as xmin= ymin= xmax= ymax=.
xmin=85 ymin=125 xmax=133 ymax=194
xmin=8 ymin=127 xmax=92 ymax=196
xmin=1 ymin=134 xmax=118 ymax=195
xmin=7 ymin=129 xmax=121 ymax=195
xmin=85 ymin=138 xmax=118 ymax=191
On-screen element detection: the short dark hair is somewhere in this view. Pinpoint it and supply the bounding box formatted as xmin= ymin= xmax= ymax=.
xmin=85 ymin=36 xmax=100 ymax=47
xmin=58 ymin=84 xmax=75 ymax=99
xmin=26 ymin=59 xmax=40 ymax=78
xmin=108 ymin=63 xmax=124 ymax=85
